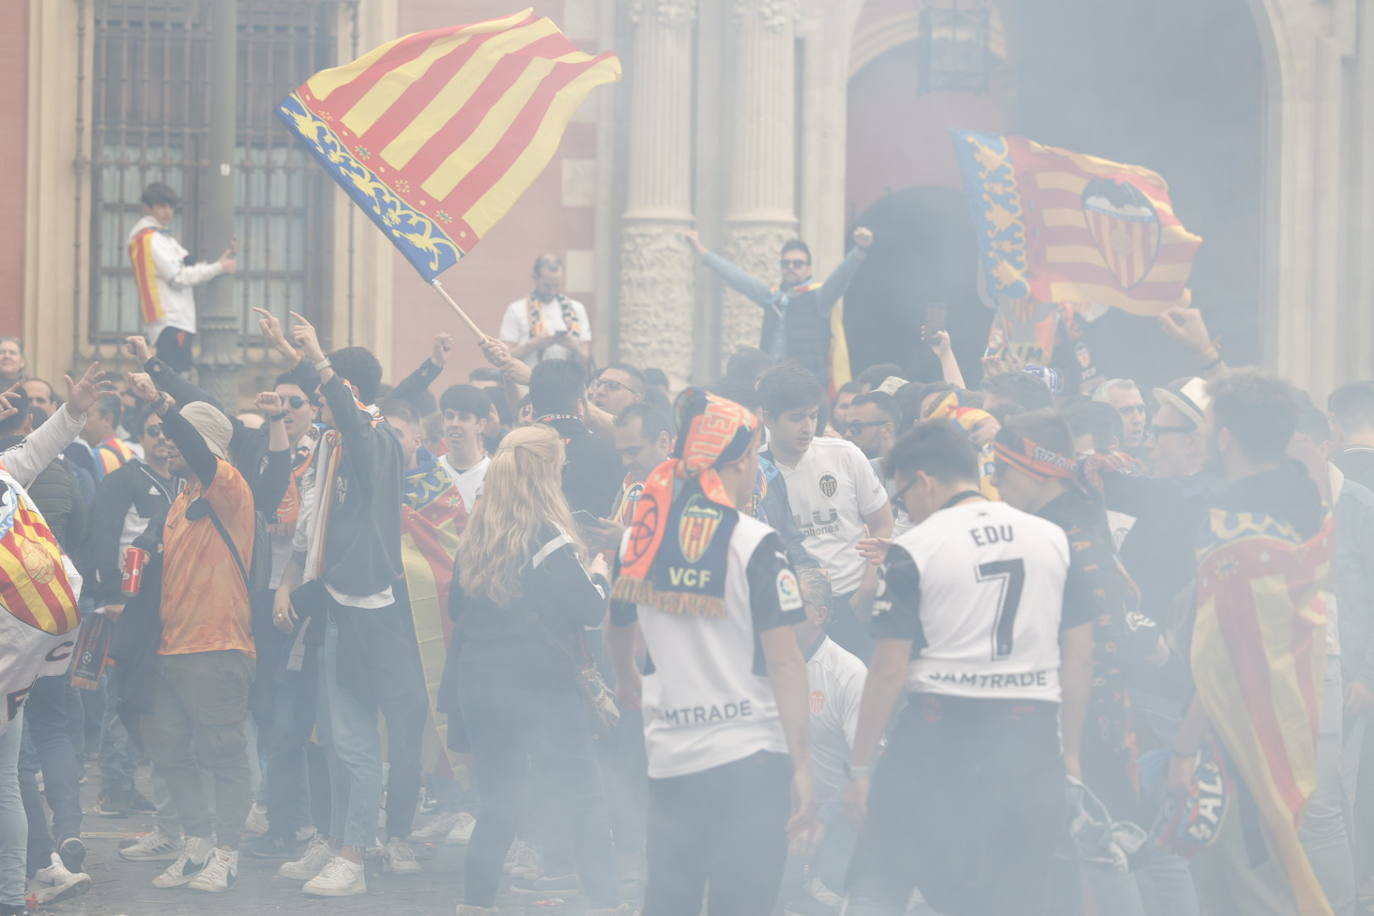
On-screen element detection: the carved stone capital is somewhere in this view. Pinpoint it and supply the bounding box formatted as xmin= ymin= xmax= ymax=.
xmin=729 ymin=0 xmax=797 ymax=32
xmin=719 ymin=222 xmax=794 ymax=354
xmin=619 ymin=220 xmax=697 ymax=384
xmin=629 ymin=0 xmax=698 ymax=30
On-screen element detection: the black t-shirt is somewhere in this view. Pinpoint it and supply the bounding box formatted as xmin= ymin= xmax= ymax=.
xmin=540 ymin=415 xmax=624 ymax=518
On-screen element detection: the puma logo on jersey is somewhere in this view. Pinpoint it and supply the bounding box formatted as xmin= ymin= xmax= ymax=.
xmin=969 ymin=525 xmax=1015 ymax=547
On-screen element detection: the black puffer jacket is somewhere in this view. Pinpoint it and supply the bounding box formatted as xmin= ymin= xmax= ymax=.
xmin=0 ymin=433 xmax=85 ymax=554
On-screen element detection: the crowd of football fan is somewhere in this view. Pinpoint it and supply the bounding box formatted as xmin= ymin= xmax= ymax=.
xmin=1 ymin=233 xmax=1371 ymax=916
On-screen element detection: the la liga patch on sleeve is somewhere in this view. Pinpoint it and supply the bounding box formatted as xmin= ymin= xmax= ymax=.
xmin=777 ymin=568 xmax=803 ymax=612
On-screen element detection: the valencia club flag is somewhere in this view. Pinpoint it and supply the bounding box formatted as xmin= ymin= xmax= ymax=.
xmin=278 ymin=9 xmax=621 ymax=280
xmin=952 ymin=131 xmax=1203 ymax=316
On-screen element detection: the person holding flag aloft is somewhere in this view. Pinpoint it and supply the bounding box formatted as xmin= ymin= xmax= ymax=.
xmin=687 ymin=227 xmax=873 ymax=385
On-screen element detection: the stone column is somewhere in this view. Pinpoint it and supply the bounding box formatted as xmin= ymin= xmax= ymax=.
xmin=618 ymin=0 xmax=698 ymax=385
xmin=720 ymin=0 xmax=799 ymax=354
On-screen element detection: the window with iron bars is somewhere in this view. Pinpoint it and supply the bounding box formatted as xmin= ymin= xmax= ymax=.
xmin=89 ymin=0 xmax=344 ymax=349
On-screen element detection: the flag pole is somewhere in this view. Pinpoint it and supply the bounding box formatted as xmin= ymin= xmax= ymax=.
xmin=430 ymin=278 xmax=488 ymax=341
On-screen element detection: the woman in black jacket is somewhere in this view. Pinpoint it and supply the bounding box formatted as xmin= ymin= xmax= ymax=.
xmin=439 ymin=425 xmax=623 ymax=915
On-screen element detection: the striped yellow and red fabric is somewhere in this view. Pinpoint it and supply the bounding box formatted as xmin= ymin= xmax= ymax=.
xmin=0 ymin=483 xmax=79 ymax=637
xmin=278 ymin=9 xmax=621 ymax=280
xmin=1191 ymin=509 xmax=1333 ymax=916
xmin=128 ymin=227 xmax=165 ymax=324
xmin=400 ymin=463 xmax=469 ymax=779
xmin=94 ymin=437 xmax=136 ymax=479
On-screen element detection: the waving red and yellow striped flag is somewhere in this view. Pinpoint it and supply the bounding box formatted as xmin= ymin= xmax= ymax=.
xmin=278 ymin=9 xmax=620 ymax=280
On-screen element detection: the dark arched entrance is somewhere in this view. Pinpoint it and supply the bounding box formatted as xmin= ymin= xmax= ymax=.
xmin=843 ymin=187 xmax=990 ymax=384
xmin=842 ymin=0 xmax=1266 ymax=389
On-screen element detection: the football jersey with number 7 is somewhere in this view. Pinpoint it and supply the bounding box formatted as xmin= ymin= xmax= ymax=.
xmin=872 ymin=500 xmax=1093 ymax=703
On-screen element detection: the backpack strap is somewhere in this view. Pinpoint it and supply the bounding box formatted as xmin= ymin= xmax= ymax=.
xmin=190 ymin=497 xmax=250 ymax=592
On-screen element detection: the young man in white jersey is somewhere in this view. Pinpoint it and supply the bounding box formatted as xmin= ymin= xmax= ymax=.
xmin=843 ymin=421 xmax=1094 ymax=916
xmin=608 ymin=388 xmax=814 ymax=916
xmin=759 ymin=365 xmax=893 ymax=658
xmin=438 ymin=385 xmax=492 ymax=513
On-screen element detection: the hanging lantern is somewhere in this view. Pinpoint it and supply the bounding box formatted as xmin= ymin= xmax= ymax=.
xmin=918 ymin=3 xmax=993 ymax=95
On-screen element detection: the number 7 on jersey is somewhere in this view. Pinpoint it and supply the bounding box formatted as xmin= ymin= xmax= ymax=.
xmin=976 ymin=559 xmax=1025 ymax=659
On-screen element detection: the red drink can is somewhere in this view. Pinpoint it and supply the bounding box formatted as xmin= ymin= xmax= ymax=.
xmin=122 ymin=546 xmax=149 ymax=596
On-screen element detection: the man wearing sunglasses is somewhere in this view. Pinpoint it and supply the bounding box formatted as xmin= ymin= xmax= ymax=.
xmin=589 ymin=364 xmax=646 ymax=418
xmin=686 ymin=226 xmax=874 ymax=383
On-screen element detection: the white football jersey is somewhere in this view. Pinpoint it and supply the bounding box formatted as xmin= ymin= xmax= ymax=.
xmin=612 ymin=516 xmax=806 ymax=779
xmin=770 ymin=437 xmax=888 ymax=595
xmin=872 ymin=499 xmax=1091 ymax=703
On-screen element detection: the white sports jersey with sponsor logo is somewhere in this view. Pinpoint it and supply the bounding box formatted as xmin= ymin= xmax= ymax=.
xmin=771 ymin=437 xmax=888 ymax=595
xmin=872 ymin=499 xmax=1091 ymax=703
xmin=806 ymin=636 xmax=866 ymax=801
xmin=613 ymin=515 xmax=805 ymax=779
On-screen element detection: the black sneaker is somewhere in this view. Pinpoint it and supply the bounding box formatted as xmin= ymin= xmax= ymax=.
xmin=243 ymin=831 xmax=307 ymax=861
xmin=58 ymin=836 xmax=86 ymax=874
xmin=128 ymin=787 xmax=157 ymax=812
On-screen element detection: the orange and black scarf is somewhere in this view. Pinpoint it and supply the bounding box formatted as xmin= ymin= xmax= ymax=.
xmin=613 ymin=389 xmax=757 ymax=617
xmin=992 ymin=434 xmax=1079 ymax=482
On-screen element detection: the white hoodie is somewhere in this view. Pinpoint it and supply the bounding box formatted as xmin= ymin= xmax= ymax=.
xmin=127 ymin=214 xmax=223 ymax=340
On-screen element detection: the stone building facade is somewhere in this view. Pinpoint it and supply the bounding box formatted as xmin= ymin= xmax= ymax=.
xmin=3 ymin=0 xmax=1373 ymax=397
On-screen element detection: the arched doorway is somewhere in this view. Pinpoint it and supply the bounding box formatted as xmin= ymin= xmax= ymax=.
xmin=843 ymin=0 xmax=1268 ymax=388
xmin=843 ymin=187 xmax=989 ymax=383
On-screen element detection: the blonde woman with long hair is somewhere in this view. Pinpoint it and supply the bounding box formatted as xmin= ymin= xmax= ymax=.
xmin=437 ymin=425 xmax=624 ymax=915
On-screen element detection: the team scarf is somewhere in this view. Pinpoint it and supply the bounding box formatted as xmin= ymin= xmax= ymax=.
xmin=993 ymin=434 xmax=1079 ymax=482
xmin=765 ymin=277 xmax=824 ymax=319
xmin=925 ymin=392 xmax=1001 ymax=499
xmin=526 ymin=292 xmax=581 ymax=340
xmin=303 ymin=397 xmax=384 ymax=580
xmin=269 ymin=430 xmax=320 ymax=535
xmin=613 ymin=389 xmax=756 ymax=617
xmin=1191 ymin=509 xmax=1333 ymax=916
xmin=611 ymin=473 xmax=645 ymax=528
xmin=128 ymin=225 xmax=165 ymax=324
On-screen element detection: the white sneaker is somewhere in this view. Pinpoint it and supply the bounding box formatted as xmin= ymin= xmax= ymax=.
xmin=445 ymin=812 xmax=477 ymax=845
xmin=382 ymin=837 xmax=420 ymax=875
xmin=119 ymin=824 xmax=183 ymax=862
xmin=503 ymin=838 xmax=540 ymax=879
xmin=153 ymin=834 xmax=214 ymax=888
xmin=30 ymin=853 xmax=91 ymax=904
xmin=409 ymin=810 xmax=460 ymax=842
xmin=278 ymin=833 xmax=333 ymax=880
xmin=187 ymin=847 xmax=238 ymax=893
xmin=243 ymin=801 xmax=269 ymax=837
xmin=303 ymin=855 xmax=367 ymax=897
